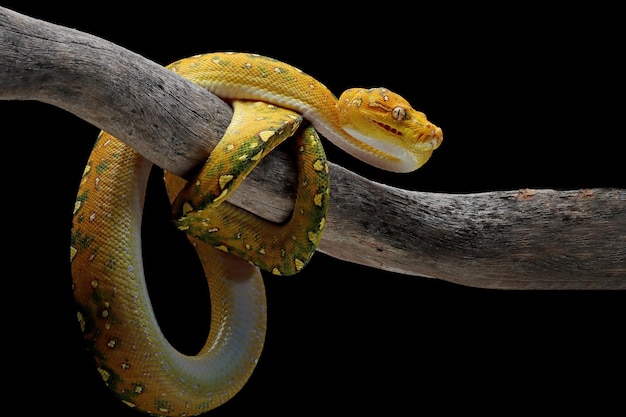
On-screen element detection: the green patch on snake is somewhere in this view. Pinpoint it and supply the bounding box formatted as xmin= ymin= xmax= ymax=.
xmin=70 ymin=229 xmax=94 ymax=250
xmin=196 ymin=400 xmax=212 ymax=411
xmin=211 ymin=56 xmax=230 ymax=67
xmin=257 ymin=67 xmax=272 ymax=78
xmin=154 ymin=399 xmax=175 ymax=414
xmin=78 ymin=289 xmax=124 ymax=332
xmin=95 ymin=160 xmax=109 ymax=174
xmin=73 ymin=190 xmax=89 ymax=215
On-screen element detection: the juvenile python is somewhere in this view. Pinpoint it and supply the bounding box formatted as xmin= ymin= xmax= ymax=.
xmin=70 ymin=52 xmax=443 ymax=416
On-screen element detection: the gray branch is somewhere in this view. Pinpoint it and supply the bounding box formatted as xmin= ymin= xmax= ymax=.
xmin=1 ymin=6 xmax=624 ymax=289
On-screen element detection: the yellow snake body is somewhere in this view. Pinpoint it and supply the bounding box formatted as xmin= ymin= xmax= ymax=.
xmin=168 ymin=52 xmax=443 ymax=172
xmin=71 ymin=52 xmax=442 ymax=415
xmin=72 ymin=137 xmax=268 ymax=413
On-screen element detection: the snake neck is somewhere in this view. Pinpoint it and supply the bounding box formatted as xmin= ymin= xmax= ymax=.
xmin=199 ymin=84 xmax=408 ymax=171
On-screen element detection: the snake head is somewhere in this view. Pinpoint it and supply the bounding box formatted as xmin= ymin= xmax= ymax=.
xmin=337 ymin=87 xmax=443 ymax=171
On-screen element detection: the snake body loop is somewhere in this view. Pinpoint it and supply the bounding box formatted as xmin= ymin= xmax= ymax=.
xmin=71 ymin=52 xmax=442 ymax=415
xmin=72 ymin=133 xmax=267 ymax=414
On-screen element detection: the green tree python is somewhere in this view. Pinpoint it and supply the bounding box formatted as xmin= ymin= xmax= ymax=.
xmin=70 ymin=52 xmax=443 ymax=415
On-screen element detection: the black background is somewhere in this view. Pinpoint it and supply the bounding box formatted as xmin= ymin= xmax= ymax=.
xmin=2 ymin=2 xmax=624 ymax=415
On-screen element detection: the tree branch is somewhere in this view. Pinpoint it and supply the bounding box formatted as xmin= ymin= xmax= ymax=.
xmin=1 ymin=6 xmax=624 ymax=289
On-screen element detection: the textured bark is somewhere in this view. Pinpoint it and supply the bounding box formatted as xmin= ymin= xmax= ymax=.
xmin=2 ymin=6 xmax=624 ymax=289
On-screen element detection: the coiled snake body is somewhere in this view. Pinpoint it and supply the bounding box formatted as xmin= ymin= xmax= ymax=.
xmin=70 ymin=52 xmax=442 ymax=415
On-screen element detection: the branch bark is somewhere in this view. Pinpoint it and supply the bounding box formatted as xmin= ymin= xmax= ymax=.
xmin=1 ymin=6 xmax=624 ymax=289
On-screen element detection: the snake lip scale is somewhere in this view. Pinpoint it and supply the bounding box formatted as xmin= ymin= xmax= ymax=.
xmin=71 ymin=52 xmax=442 ymax=415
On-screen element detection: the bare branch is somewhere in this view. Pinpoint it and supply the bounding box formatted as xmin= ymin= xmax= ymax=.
xmin=1 ymin=6 xmax=624 ymax=289
xmin=0 ymin=6 xmax=230 ymax=179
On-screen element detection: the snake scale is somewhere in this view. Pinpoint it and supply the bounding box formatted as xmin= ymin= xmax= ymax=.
xmin=70 ymin=52 xmax=443 ymax=415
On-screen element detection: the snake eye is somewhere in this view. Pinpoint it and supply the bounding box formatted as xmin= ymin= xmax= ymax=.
xmin=392 ymin=106 xmax=406 ymax=121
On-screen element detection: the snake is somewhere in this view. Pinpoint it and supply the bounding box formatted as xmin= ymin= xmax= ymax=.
xmin=70 ymin=52 xmax=443 ymax=416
